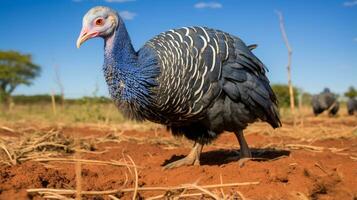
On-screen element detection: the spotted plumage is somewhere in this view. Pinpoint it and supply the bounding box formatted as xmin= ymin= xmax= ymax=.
xmin=77 ymin=6 xmax=281 ymax=168
xmin=142 ymin=27 xmax=280 ymax=139
xmin=311 ymin=88 xmax=339 ymax=116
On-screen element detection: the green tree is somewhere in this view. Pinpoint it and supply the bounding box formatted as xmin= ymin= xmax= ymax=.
xmin=300 ymin=92 xmax=312 ymax=106
xmin=0 ymin=50 xmax=41 ymax=107
xmin=271 ymin=84 xmax=299 ymax=108
xmin=345 ymin=86 xmax=357 ymax=99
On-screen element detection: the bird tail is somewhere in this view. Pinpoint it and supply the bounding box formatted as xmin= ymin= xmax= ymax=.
xmin=222 ymin=65 xmax=282 ymax=129
xmin=267 ymin=100 xmax=282 ymax=128
xmin=247 ymin=44 xmax=258 ymax=51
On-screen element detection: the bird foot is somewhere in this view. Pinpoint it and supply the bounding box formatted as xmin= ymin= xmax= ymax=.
xmin=238 ymin=157 xmax=252 ymax=167
xmin=163 ymin=155 xmax=200 ymax=169
xmin=164 ymin=142 xmax=203 ymax=170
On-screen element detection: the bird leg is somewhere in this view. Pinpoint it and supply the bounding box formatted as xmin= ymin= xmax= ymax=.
xmin=234 ymin=131 xmax=252 ymax=167
xmin=163 ymin=142 xmax=203 ymax=169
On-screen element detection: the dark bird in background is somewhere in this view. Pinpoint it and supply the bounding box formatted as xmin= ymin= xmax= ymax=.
xmin=77 ymin=7 xmax=281 ymax=168
xmin=311 ymin=88 xmax=339 ymax=116
xmin=347 ymin=98 xmax=357 ymax=115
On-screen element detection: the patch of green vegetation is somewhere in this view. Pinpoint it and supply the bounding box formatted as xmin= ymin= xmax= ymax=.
xmin=271 ymin=84 xmax=299 ymax=108
xmin=0 ymin=103 xmax=125 ymax=124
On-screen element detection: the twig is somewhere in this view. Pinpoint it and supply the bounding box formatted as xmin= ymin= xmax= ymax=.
xmin=276 ymin=10 xmax=296 ymax=123
xmin=326 ymin=101 xmax=337 ymax=114
xmin=75 ymin=139 xmax=82 ymax=200
xmin=285 ymin=144 xmax=324 ymax=152
xmin=219 ymin=174 xmax=225 ymax=199
xmin=108 ymin=195 xmax=120 ymax=200
xmin=40 ymin=191 xmax=74 ymax=200
xmin=0 ymin=143 xmax=16 ymax=165
xmin=77 ymin=149 xmax=108 ymax=154
xmin=19 ymin=142 xmax=69 ymax=156
xmin=292 ymin=191 xmax=309 ymax=200
xmin=0 ymin=160 xmax=12 ymax=166
xmin=314 ymin=162 xmax=329 ymax=175
xmin=178 ymin=193 xmax=205 ymax=198
xmin=17 ymin=153 xmax=58 ymax=162
xmin=27 ymin=181 xmax=260 ymax=195
xmin=53 ymin=64 xmax=65 ymax=107
xmin=328 ymin=147 xmax=347 ymax=153
xmin=126 ymin=155 xmax=138 ymax=200
xmin=32 ymin=158 xmax=138 ymax=168
xmin=236 ymin=191 xmax=247 ymax=200
xmin=147 ymin=192 xmax=207 ymax=200
xmin=0 ymin=126 xmax=15 ymax=133
xmin=43 ymin=196 xmax=70 ymax=200
xmin=31 ymin=130 xmax=58 ymax=145
xmin=146 ymin=194 xmax=165 ymax=200
xmin=51 ymin=90 xmax=57 ymax=116
xmin=350 ymin=156 xmax=357 ymax=161
xmin=185 ymin=184 xmax=220 ymax=199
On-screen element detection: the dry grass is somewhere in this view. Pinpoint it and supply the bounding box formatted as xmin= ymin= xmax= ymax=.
xmin=1 ymin=103 xmax=356 ymax=199
xmin=0 ymin=125 xmax=257 ymax=199
xmin=0 ymin=103 xmax=125 ymax=125
xmin=24 ymin=143 xmax=259 ymax=199
xmin=0 ymin=127 xmax=162 ymax=167
xmin=1 ymin=104 xmax=356 ymax=166
xmin=2 ymin=127 xmax=257 ymax=199
xmin=27 ymin=181 xmax=259 ymax=199
xmin=246 ymin=114 xmax=357 ymax=140
xmin=0 ymin=128 xmax=96 ymax=165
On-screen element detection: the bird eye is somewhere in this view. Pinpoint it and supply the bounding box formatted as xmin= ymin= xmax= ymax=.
xmin=95 ymin=18 xmax=104 ymax=26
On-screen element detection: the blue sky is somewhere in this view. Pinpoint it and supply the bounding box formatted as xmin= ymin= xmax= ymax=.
xmin=0 ymin=0 xmax=356 ymax=98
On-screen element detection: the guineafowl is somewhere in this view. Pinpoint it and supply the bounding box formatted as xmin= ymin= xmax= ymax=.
xmin=347 ymin=98 xmax=357 ymax=115
xmin=77 ymin=6 xmax=281 ymax=169
xmin=311 ymin=88 xmax=339 ymax=116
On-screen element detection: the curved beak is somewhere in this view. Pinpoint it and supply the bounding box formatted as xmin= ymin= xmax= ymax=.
xmin=76 ymin=27 xmax=99 ymax=48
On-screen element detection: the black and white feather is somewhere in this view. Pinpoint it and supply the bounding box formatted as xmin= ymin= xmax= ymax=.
xmin=140 ymin=26 xmax=281 ymax=143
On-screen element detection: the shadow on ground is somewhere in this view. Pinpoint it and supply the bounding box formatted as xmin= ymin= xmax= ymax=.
xmin=163 ymin=148 xmax=290 ymax=166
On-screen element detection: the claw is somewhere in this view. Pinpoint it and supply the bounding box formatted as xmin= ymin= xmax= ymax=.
xmin=163 ymin=142 xmax=203 ymax=170
xmin=238 ymin=157 xmax=252 ymax=168
xmin=163 ymin=156 xmax=199 ymax=169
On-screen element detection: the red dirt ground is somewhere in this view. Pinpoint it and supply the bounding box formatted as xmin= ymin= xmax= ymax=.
xmin=1 ymin=117 xmax=357 ymax=200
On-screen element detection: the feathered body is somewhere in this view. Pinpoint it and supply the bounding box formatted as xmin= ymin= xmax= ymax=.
xmin=347 ymin=98 xmax=357 ymax=115
xmin=103 ymin=21 xmax=281 ymax=143
xmin=311 ymin=88 xmax=339 ymax=116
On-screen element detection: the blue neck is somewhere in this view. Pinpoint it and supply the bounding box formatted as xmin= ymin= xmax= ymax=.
xmin=103 ymin=22 xmax=159 ymax=114
xmin=104 ymin=23 xmax=137 ymax=66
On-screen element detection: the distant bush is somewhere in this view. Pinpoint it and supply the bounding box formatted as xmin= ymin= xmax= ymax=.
xmin=271 ymin=84 xmax=299 ymax=108
xmin=12 ymin=95 xmax=112 ymax=105
xmin=13 ymin=95 xmax=61 ymax=104
xmin=66 ymin=96 xmax=112 ymax=104
xmin=300 ymin=92 xmax=312 ymax=106
xmin=69 ymin=96 xmax=113 ymax=122
xmin=345 ymin=86 xmax=357 ymax=99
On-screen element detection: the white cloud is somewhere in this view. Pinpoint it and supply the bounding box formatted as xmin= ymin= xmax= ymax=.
xmin=343 ymin=0 xmax=357 ymax=7
xmin=72 ymin=0 xmax=137 ymax=20
xmin=119 ymin=11 xmax=137 ymax=20
xmin=194 ymin=2 xmax=222 ymax=9
xmin=104 ymin=0 xmax=135 ymax=3
xmin=73 ymin=0 xmax=135 ymax=3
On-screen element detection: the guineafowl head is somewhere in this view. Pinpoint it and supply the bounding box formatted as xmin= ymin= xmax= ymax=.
xmin=77 ymin=6 xmax=121 ymax=48
xmin=76 ymin=6 xmax=159 ymax=120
